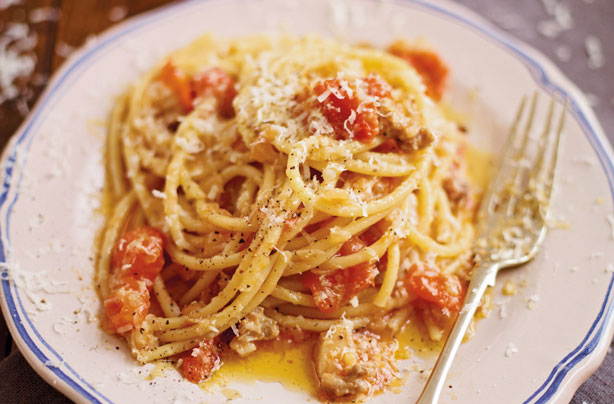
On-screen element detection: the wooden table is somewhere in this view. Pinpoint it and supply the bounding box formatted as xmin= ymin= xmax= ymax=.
xmin=0 ymin=1 xmax=612 ymax=403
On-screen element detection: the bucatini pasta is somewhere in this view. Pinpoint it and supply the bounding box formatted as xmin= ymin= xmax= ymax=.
xmin=97 ymin=34 xmax=483 ymax=401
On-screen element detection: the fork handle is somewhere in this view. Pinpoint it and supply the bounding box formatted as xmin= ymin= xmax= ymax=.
xmin=415 ymin=262 xmax=499 ymax=404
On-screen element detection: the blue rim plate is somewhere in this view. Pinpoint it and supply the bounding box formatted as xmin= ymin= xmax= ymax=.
xmin=1 ymin=1 xmax=613 ymax=403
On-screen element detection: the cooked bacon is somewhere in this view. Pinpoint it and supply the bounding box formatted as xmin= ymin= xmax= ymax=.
xmin=315 ymin=320 xmax=397 ymax=399
xmin=229 ymin=307 xmax=280 ymax=357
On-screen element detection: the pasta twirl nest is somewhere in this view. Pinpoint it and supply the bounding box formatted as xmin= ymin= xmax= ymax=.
xmin=97 ymin=34 xmax=482 ymax=401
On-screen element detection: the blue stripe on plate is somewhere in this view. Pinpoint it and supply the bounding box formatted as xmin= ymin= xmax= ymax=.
xmin=0 ymin=0 xmax=612 ymax=403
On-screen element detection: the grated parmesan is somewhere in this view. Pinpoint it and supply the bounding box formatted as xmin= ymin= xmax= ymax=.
xmin=537 ymin=0 xmax=573 ymax=38
xmin=527 ymin=294 xmax=540 ymax=310
xmin=29 ymin=7 xmax=60 ymax=23
xmin=0 ymin=23 xmax=37 ymax=105
xmin=175 ymin=136 xmax=204 ymax=154
xmin=0 ymin=0 xmax=21 ymax=10
xmin=585 ymin=35 xmax=605 ymax=70
xmin=55 ymin=41 xmax=75 ymax=58
xmin=151 ymin=189 xmax=166 ymax=199
xmin=108 ymin=5 xmax=128 ymax=22
xmin=505 ymin=343 xmax=519 ymax=357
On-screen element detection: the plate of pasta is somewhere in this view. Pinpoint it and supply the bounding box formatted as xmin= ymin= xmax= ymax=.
xmin=1 ymin=0 xmax=613 ymax=404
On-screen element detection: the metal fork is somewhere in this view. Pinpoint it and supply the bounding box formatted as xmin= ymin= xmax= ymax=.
xmin=415 ymin=93 xmax=567 ymax=404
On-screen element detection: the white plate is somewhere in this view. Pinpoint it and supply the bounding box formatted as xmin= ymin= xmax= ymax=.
xmin=1 ymin=0 xmax=613 ymax=403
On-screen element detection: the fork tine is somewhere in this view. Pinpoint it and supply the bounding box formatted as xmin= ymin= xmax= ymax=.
xmin=528 ymin=97 xmax=556 ymax=180
xmin=504 ymin=93 xmax=538 ymax=216
xmin=479 ymin=96 xmax=528 ymax=219
xmin=534 ymin=97 xmax=567 ymax=207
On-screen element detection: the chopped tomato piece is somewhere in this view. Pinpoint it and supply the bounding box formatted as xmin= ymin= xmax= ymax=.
xmin=405 ymin=263 xmax=466 ymax=312
xmin=313 ymin=74 xmax=391 ymax=143
xmin=344 ymin=262 xmax=379 ymax=299
xmin=302 ymin=270 xmax=346 ymax=314
xmin=104 ymin=279 xmax=150 ymax=334
xmin=111 ymin=226 xmax=166 ymax=284
xmin=105 ymin=226 xmax=165 ymax=334
xmin=192 ymin=67 xmax=237 ymax=118
xmin=388 ymin=42 xmax=448 ymax=101
xmin=160 ymin=62 xmax=237 ymax=117
xmin=180 ymin=339 xmax=220 ymax=383
xmin=160 ymin=61 xmax=193 ymax=112
xmin=302 ymin=236 xmax=378 ymax=313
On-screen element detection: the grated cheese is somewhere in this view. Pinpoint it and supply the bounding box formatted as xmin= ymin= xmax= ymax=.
xmin=537 ymin=20 xmax=562 ymax=39
xmin=108 ymin=5 xmax=128 ymax=22
xmin=0 ymin=23 xmax=37 ymax=105
xmin=0 ymin=0 xmax=21 ymax=10
xmin=505 ymin=343 xmax=519 ymax=357
xmin=175 ymin=136 xmax=204 ymax=154
xmin=527 ymin=294 xmax=540 ymax=310
xmin=151 ymin=189 xmax=166 ymax=199
xmin=117 ymin=368 xmax=147 ymax=385
xmin=502 ymin=279 xmax=517 ymax=296
xmin=589 ymin=251 xmax=605 ymax=260
xmin=537 ymin=0 xmax=573 ymax=38
xmin=0 ymin=259 xmax=69 ymax=311
xmin=585 ymin=35 xmax=605 ymax=70
xmin=55 ymin=41 xmax=75 ymax=58
xmin=29 ymin=7 xmax=60 ymax=23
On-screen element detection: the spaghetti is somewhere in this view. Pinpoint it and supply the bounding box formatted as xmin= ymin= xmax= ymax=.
xmin=97 ymin=35 xmax=482 ymax=400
